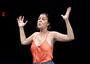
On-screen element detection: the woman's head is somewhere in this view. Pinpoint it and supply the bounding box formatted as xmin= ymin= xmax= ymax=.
xmin=37 ymin=13 xmax=50 ymax=30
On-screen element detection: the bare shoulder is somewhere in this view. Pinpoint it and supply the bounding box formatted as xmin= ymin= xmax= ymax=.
xmin=49 ymin=31 xmax=58 ymax=35
xmin=32 ymin=32 xmax=39 ymax=36
xmin=48 ymin=31 xmax=58 ymax=38
xmin=28 ymin=32 xmax=39 ymax=39
xmin=49 ymin=31 xmax=63 ymax=39
xmin=50 ymin=31 xmax=63 ymax=35
xmin=33 ymin=32 xmax=39 ymax=34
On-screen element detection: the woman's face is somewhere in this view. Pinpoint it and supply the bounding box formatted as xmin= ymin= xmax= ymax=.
xmin=37 ymin=14 xmax=49 ymax=29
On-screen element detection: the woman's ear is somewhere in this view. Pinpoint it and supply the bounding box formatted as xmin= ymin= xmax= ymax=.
xmin=47 ymin=22 xmax=51 ymax=30
xmin=47 ymin=22 xmax=50 ymax=26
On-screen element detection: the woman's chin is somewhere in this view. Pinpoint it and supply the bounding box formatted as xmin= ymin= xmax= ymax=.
xmin=37 ymin=26 xmax=41 ymax=29
xmin=37 ymin=25 xmax=42 ymax=28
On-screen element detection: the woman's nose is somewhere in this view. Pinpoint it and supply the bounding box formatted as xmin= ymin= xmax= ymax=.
xmin=38 ymin=20 xmax=42 ymax=22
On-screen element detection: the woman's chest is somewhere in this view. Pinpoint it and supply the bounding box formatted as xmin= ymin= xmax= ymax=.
xmin=33 ymin=33 xmax=54 ymax=47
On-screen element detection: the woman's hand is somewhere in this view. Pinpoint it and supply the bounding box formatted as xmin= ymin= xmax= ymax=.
xmin=61 ymin=7 xmax=71 ymax=21
xmin=17 ymin=16 xmax=28 ymax=27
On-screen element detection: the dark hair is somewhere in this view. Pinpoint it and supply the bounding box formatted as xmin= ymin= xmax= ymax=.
xmin=40 ymin=13 xmax=48 ymax=19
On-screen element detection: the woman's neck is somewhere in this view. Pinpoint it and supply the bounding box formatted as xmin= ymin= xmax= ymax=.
xmin=39 ymin=28 xmax=48 ymax=34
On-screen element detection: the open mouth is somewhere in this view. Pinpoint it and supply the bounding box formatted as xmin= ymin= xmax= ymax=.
xmin=38 ymin=23 xmax=41 ymax=26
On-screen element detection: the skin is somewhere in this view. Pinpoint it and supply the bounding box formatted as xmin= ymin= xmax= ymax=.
xmin=17 ymin=7 xmax=75 ymax=47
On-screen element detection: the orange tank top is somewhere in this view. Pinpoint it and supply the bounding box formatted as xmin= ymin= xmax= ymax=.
xmin=30 ymin=32 xmax=53 ymax=63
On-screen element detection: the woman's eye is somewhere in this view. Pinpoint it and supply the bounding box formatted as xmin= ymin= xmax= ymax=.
xmin=42 ymin=18 xmax=46 ymax=20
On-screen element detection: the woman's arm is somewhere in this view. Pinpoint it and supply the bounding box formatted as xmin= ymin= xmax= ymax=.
xmin=19 ymin=27 xmax=36 ymax=45
xmin=17 ymin=16 xmax=35 ymax=45
xmin=53 ymin=7 xmax=75 ymax=42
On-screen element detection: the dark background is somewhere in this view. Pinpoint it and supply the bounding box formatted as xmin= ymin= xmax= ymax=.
xmin=0 ymin=0 xmax=89 ymax=64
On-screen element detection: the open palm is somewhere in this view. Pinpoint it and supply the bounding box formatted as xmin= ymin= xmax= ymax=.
xmin=17 ymin=16 xmax=28 ymax=27
xmin=61 ymin=7 xmax=71 ymax=20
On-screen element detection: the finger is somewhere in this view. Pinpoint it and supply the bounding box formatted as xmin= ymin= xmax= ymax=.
xmin=22 ymin=16 xmax=24 ymax=21
xmin=16 ymin=18 xmax=20 ymax=25
xmin=67 ymin=7 xmax=71 ymax=11
xmin=19 ymin=16 xmax=22 ymax=20
xmin=68 ymin=7 xmax=71 ymax=13
xmin=17 ymin=17 xmax=18 ymax=21
xmin=65 ymin=7 xmax=71 ymax=15
xmin=19 ymin=16 xmax=23 ymax=22
xmin=17 ymin=18 xmax=19 ymax=23
xmin=61 ymin=15 xmax=64 ymax=18
xmin=25 ymin=20 xmax=28 ymax=25
xmin=17 ymin=16 xmax=20 ymax=22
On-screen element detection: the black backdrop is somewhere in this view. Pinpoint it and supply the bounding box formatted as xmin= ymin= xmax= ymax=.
xmin=0 ymin=0 xmax=89 ymax=64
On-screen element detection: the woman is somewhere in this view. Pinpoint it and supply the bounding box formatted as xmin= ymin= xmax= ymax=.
xmin=17 ymin=7 xmax=75 ymax=64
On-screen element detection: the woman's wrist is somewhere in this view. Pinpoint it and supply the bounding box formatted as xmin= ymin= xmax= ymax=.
xmin=19 ymin=26 xmax=24 ymax=28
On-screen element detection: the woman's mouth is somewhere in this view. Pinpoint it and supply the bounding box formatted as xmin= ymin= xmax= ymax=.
xmin=38 ymin=23 xmax=41 ymax=26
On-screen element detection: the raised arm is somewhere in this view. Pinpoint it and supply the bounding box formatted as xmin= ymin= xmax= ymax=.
xmin=17 ymin=16 xmax=35 ymax=45
xmin=53 ymin=7 xmax=75 ymax=42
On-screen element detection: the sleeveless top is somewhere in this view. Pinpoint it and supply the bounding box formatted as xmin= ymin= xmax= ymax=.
xmin=31 ymin=32 xmax=53 ymax=63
